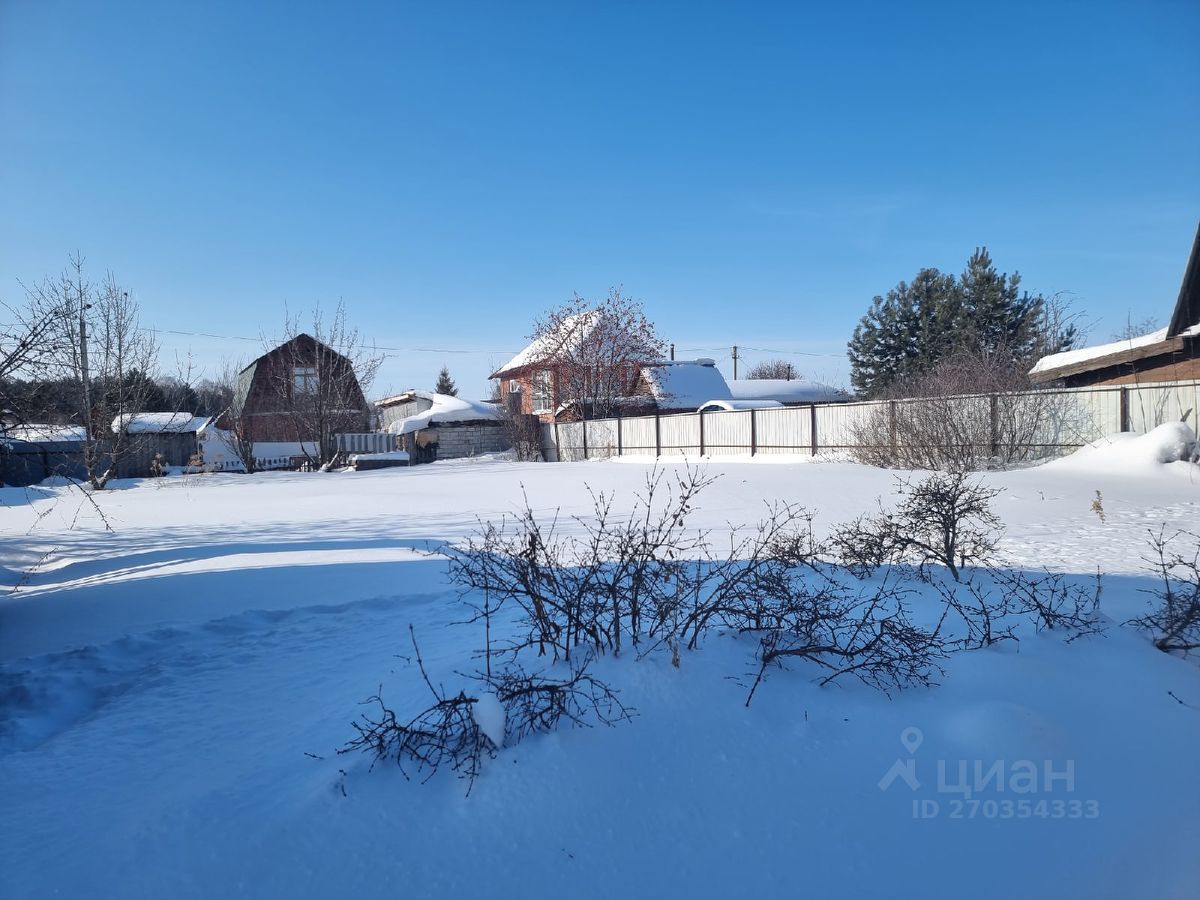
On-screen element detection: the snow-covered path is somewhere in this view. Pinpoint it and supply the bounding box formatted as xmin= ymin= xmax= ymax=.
xmin=2 ymin=455 xmax=1199 ymax=898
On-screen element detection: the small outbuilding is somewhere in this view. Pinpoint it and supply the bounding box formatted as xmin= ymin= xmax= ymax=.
xmin=111 ymin=412 xmax=209 ymax=476
xmin=378 ymin=391 xmax=508 ymax=462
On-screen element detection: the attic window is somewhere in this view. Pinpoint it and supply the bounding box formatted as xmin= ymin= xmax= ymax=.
xmin=294 ymin=366 xmax=318 ymax=394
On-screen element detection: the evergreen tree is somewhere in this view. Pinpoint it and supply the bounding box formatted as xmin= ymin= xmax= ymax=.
xmin=848 ymin=248 xmax=1061 ymax=398
xmin=955 ymin=248 xmax=1042 ymax=359
xmin=434 ymin=365 xmax=458 ymax=396
xmin=847 ymin=268 xmax=958 ymax=397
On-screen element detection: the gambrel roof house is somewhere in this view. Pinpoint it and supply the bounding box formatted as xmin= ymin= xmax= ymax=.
xmin=1031 ymin=223 xmax=1200 ymax=387
xmin=224 ymin=333 xmax=370 ymax=444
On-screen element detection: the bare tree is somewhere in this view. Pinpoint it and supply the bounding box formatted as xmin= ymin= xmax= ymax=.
xmin=208 ymin=356 xmax=258 ymax=473
xmin=263 ymin=302 xmax=382 ymax=467
xmin=489 ymin=381 xmax=541 ymax=460
xmin=528 ymin=288 xmax=665 ymax=420
xmin=1110 ymin=315 xmax=1160 ymax=342
xmin=745 ymin=359 xmax=799 ymax=380
xmin=28 ymin=255 xmax=159 ymax=488
xmin=1 ymin=287 xmax=71 ymax=422
xmin=851 ymin=346 xmax=1078 ymax=471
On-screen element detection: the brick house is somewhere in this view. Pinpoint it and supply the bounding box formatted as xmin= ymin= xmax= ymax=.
xmin=1031 ymin=224 xmax=1200 ymax=387
xmin=491 ymin=313 xmax=643 ymax=422
xmin=224 ymin=334 xmax=370 ymax=448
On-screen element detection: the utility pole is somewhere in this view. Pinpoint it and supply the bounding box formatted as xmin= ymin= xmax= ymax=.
xmin=78 ymin=280 xmax=91 ymax=441
xmin=731 ymin=345 xmax=739 ymax=380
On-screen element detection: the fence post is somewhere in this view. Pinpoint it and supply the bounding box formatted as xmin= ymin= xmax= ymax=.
xmin=553 ymin=420 xmax=560 ymax=462
xmin=809 ymin=404 xmax=818 ymax=455
xmin=989 ymin=394 xmax=999 ymax=457
xmin=750 ymin=408 xmax=757 ymax=456
xmin=616 ymin=416 xmax=623 ymax=457
xmin=1119 ymin=386 xmax=1130 ymax=432
xmin=654 ymin=413 xmax=661 ymax=457
xmin=582 ymin=418 xmax=588 ymax=459
xmin=699 ymin=411 xmax=705 ymax=456
xmin=888 ymin=401 xmax=898 ymax=456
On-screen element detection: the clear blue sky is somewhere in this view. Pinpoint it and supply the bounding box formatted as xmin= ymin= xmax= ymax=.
xmin=2 ymin=0 xmax=1197 ymax=398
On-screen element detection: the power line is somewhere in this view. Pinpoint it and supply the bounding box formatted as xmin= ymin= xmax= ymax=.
xmin=677 ymin=345 xmax=845 ymax=359
xmin=143 ymin=327 xmax=517 ymax=356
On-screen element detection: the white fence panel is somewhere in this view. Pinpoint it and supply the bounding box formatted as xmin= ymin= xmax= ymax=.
xmin=621 ymin=416 xmax=658 ymax=455
xmin=815 ymin=401 xmax=883 ymax=451
xmin=557 ymin=421 xmax=585 ymax=462
xmin=586 ymin=419 xmax=620 ymax=459
xmin=659 ymin=413 xmax=700 ymax=456
xmin=701 ymin=410 xmax=752 ymax=455
xmin=1127 ymin=381 xmax=1200 ymax=433
xmin=753 ymin=406 xmax=811 ymax=455
xmin=1036 ymin=388 xmax=1120 ymax=449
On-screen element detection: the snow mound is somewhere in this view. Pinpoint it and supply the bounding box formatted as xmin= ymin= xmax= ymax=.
xmin=1047 ymin=421 xmax=1200 ymax=473
xmin=471 ymin=692 xmax=506 ymax=747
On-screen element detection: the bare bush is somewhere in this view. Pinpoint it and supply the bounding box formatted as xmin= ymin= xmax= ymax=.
xmin=931 ymin=577 xmax=1018 ymax=650
xmin=743 ymin=575 xmax=944 ymax=705
xmin=449 ymin=465 xmax=942 ymax=709
xmin=484 ymin=662 xmax=633 ymax=744
xmin=830 ymin=472 xmax=1002 ymax=581
xmin=850 ymin=348 xmax=1071 ymax=471
xmin=340 ymin=627 xmax=631 ymax=793
xmin=995 ymin=569 xmax=1105 ymax=639
xmin=1128 ymin=528 xmax=1200 ymax=655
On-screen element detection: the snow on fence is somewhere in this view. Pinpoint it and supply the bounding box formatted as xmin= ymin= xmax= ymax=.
xmin=541 ymin=380 xmax=1200 ymax=463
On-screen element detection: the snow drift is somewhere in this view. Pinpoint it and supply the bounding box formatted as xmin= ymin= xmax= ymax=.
xmin=1047 ymin=421 xmax=1200 ymax=474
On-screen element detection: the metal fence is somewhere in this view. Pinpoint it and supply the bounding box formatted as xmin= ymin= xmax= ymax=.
xmin=540 ymin=380 xmax=1200 ymax=463
xmin=335 ymin=432 xmax=398 ymax=454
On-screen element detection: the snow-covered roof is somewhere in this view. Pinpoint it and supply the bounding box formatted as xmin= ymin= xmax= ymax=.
xmin=728 ymin=379 xmax=851 ymax=404
xmin=112 ymin=412 xmax=209 ymax=434
xmin=1030 ymin=327 xmax=1168 ymax=375
xmin=384 ymin=393 xmax=501 ymax=436
xmin=698 ymin=399 xmax=784 ymax=412
xmin=1029 ymin=323 xmax=1200 ymax=380
xmin=1 ymin=424 xmax=87 ymax=443
xmin=491 ymin=312 xmax=598 ymax=378
xmin=641 ymin=359 xmax=732 ymax=410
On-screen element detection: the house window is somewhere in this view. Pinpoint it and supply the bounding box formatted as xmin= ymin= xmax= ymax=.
xmin=531 ymin=370 xmax=552 ymax=413
xmin=294 ymin=366 xmax=318 ymax=394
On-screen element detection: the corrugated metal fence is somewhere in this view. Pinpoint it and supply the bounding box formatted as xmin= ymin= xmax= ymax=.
xmin=540 ymin=380 xmax=1200 ymax=463
xmin=335 ymin=433 xmax=398 ymax=454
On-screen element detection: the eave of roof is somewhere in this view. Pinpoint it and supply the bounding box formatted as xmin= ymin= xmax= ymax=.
xmin=1029 ymin=334 xmax=1189 ymax=383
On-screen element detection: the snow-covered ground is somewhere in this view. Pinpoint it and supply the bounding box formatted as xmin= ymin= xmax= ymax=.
xmin=2 ymin=444 xmax=1199 ymax=899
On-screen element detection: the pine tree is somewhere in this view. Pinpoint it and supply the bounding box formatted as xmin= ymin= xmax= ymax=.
xmin=847 ymin=268 xmax=958 ymax=397
xmin=956 ymin=248 xmax=1041 ymax=359
xmin=848 ymin=249 xmax=1059 ymax=398
xmin=434 ymin=365 xmax=458 ymax=396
